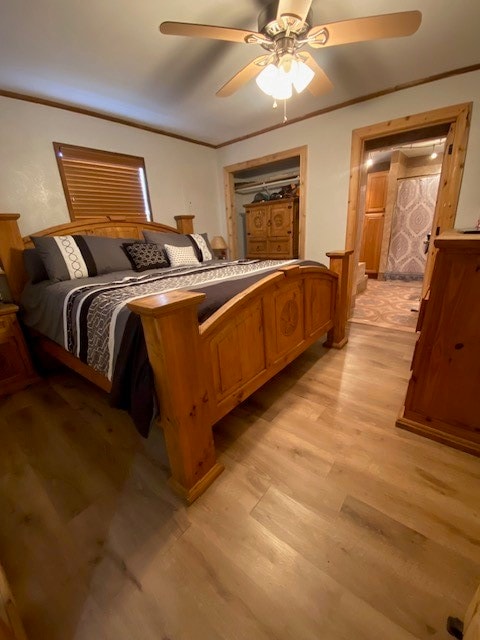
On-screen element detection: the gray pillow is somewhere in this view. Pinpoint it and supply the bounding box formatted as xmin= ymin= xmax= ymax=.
xmin=142 ymin=230 xmax=192 ymax=250
xmin=23 ymin=248 xmax=49 ymax=284
xmin=32 ymin=234 xmax=139 ymax=281
xmin=79 ymin=235 xmax=137 ymax=274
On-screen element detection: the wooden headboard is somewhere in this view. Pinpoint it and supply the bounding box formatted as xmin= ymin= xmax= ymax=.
xmin=0 ymin=214 xmax=195 ymax=303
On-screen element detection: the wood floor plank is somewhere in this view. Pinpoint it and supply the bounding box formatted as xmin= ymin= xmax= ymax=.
xmin=0 ymin=323 xmax=478 ymax=639
xmin=251 ymin=486 xmax=477 ymax=639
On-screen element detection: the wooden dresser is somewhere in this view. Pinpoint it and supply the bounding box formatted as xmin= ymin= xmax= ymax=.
xmin=244 ymin=197 xmax=299 ymax=259
xmin=396 ymin=231 xmax=480 ymax=456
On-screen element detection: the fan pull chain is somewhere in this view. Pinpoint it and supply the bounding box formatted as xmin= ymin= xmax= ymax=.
xmin=273 ymin=99 xmax=277 ymax=108
xmin=283 ymin=99 xmax=288 ymax=123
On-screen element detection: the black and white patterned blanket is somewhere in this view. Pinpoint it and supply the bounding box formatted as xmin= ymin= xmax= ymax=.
xmin=62 ymin=260 xmax=297 ymax=380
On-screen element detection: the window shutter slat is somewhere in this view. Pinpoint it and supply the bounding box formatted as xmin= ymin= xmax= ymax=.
xmin=54 ymin=142 xmax=152 ymax=222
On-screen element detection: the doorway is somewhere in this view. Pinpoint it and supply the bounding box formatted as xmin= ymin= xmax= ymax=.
xmin=344 ymin=103 xmax=472 ymax=321
xmin=223 ymin=146 xmax=307 ymax=260
xmin=352 ymin=132 xmax=447 ymax=332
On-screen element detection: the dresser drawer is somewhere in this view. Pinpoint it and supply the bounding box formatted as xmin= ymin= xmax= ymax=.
xmin=267 ymin=239 xmax=292 ymax=257
xmin=247 ymin=240 xmax=267 ymax=256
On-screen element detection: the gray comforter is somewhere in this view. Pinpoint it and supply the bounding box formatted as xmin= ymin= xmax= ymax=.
xmin=21 ymin=259 xmax=299 ymax=381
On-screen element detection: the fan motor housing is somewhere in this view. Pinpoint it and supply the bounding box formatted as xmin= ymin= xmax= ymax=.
xmin=258 ymin=1 xmax=313 ymax=37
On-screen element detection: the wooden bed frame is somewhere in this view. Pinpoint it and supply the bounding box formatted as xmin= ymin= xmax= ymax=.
xmin=0 ymin=212 xmax=351 ymax=503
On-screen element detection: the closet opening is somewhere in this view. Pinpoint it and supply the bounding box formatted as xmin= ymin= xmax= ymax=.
xmin=223 ymin=146 xmax=307 ymax=260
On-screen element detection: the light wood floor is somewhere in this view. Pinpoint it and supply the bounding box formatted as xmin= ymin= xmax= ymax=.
xmin=0 ymin=323 xmax=479 ymax=640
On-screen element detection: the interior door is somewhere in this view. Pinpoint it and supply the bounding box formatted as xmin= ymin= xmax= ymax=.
xmin=360 ymin=212 xmax=385 ymax=274
xmin=360 ymin=171 xmax=388 ymax=276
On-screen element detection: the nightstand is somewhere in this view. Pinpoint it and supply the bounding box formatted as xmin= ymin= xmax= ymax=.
xmin=0 ymin=304 xmax=39 ymax=397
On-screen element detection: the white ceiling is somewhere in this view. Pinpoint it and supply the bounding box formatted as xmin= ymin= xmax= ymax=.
xmin=1 ymin=0 xmax=479 ymax=146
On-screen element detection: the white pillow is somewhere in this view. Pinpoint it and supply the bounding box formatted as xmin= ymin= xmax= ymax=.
xmin=164 ymin=243 xmax=200 ymax=267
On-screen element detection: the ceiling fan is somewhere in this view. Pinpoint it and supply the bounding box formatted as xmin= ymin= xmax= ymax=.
xmin=160 ymin=1 xmax=422 ymax=101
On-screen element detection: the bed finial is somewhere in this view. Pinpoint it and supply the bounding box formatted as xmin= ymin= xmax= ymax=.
xmin=174 ymin=215 xmax=195 ymax=234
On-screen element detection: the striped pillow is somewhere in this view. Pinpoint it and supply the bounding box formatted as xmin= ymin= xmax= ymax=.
xmin=31 ymin=235 xmax=136 ymax=281
xmin=189 ymin=233 xmax=213 ymax=261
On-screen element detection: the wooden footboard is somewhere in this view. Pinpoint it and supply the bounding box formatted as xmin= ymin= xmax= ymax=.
xmin=128 ymin=254 xmax=351 ymax=503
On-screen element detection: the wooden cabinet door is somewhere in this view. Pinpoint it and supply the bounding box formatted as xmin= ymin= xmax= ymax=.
xmin=365 ymin=171 xmax=388 ymax=212
xmin=360 ymin=212 xmax=385 ymax=274
xmin=246 ymin=206 xmax=268 ymax=239
xmin=268 ymin=201 xmax=294 ymax=238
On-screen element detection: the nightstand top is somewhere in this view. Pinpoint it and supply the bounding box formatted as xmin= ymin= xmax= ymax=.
xmin=0 ymin=303 xmax=19 ymax=316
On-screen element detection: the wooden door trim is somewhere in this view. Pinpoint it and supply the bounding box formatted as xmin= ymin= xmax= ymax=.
xmin=345 ymin=102 xmax=472 ymax=312
xmin=223 ymin=146 xmax=307 ymax=260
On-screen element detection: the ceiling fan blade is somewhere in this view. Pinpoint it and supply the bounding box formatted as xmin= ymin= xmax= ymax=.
xmin=159 ymin=21 xmax=262 ymax=44
xmin=308 ymin=11 xmax=422 ymax=48
xmin=216 ymin=56 xmax=270 ymax=97
xmin=300 ymin=52 xmax=334 ymax=96
xmin=276 ymin=0 xmax=312 ymax=23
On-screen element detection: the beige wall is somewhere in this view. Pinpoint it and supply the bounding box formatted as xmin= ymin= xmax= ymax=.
xmin=216 ymin=70 xmax=480 ymax=263
xmin=0 ymin=96 xmax=219 ymax=237
xmin=1 ymin=69 xmax=479 ymax=251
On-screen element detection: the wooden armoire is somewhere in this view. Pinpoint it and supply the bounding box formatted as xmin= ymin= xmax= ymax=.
xmin=360 ymin=170 xmax=388 ymax=276
xmin=244 ymin=197 xmax=299 ymax=259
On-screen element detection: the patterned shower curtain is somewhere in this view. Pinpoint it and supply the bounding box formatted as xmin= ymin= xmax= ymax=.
xmin=386 ymin=174 xmax=440 ymax=280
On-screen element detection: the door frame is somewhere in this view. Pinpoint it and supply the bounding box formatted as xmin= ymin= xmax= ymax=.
xmin=223 ymin=145 xmax=308 ymax=260
xmin=345 ymin=102 xmax=472 ymax=310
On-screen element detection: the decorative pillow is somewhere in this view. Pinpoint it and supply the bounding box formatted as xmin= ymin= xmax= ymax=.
xmin=123 ymin=242 xmax=169 ymax=272
xmin=32 ymin=235 xmax=95 ymax=281
xmin=77 ymin=235 xmax=137 ymax=274
xmin=188 ymin=233 xmax=214 ymax=261
xmin=23 ymin=248 xmax=49 ymax=284
xmin=164 ymin=244 xmax=200 ymax=268
xmin=31 ymin=235 xmax=138 ymax=281
xmin=142 ymin=230 xmax=193 ymax=251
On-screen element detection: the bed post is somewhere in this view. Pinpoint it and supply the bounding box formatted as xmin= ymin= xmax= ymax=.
xmin=0 ymin=214 xmax=26 ymax=303
xmin=325 ymin=249 xmax=353 ymax=348
xmin=174 ymin=215 xmax=195 ymax=234
xmin=128 ymin=290 xmax=224 ymax=504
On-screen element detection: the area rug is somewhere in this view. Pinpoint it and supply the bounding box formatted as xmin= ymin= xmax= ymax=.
xmin=350 ymin=279 xmax=422 ymax=333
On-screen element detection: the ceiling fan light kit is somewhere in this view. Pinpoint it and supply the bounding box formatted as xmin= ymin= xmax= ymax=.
xmin=256 ymin=57 xmax=315 ymax=100
xmin=159 ymin=1 xmax=421 ymax=105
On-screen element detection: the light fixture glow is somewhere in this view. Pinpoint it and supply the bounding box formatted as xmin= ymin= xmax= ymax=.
xmin=256 ymin=64 xmax=279 ymax=96
xmin=292 ymin=61 xmax=314 ymax=93
xmin=366 ymin=157 xmax=373 ymax=167
xmin=256 ymin=56 xmax=314 ymax=100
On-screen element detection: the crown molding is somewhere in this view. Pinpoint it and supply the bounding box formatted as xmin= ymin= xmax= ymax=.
xmin=1 ymin=63 xmax=479 ymax=150
xmin=0 ymin=89 xmax=215 ymax=149
xmin=216 ymin=63 xmax=480 ymax=148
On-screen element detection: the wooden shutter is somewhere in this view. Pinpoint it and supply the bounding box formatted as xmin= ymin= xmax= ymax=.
xmin=53 ymin=142 xmax=152 ymax=221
